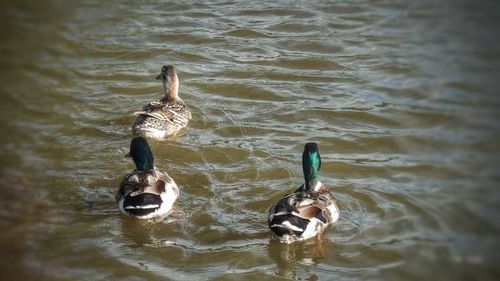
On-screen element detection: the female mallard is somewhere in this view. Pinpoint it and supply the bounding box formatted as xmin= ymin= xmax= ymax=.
xmin=116 ymin=137 xmax=179 ymax=219
xmin=132 ymin=65 xmax=191 ymax=138
xmin=268 ymin=142 xmax=339 ymax=244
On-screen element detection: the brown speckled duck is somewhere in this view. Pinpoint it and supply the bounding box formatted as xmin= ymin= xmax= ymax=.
xmin=132 ymin=65 xmax=191 ymax=138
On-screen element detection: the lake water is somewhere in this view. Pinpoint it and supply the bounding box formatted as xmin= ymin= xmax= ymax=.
xmin=0 ymin=0 xmax=499 ymax=280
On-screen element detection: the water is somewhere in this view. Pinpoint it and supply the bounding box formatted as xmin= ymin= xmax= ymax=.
xmin=0 ymin=0 xmax=499 ymax=280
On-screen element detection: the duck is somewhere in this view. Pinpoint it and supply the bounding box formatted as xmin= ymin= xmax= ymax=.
xmin=268 ymin=142 xmax=339 ymax=244
xmin=132 ymin=65 xmax=191 ymax=139
xmin=116 ymin=137 xmax=179 ymax=219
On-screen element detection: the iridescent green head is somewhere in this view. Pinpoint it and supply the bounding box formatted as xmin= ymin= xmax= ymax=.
xmin=302 ymin=142 xmax=321 ymax=191
xmin=128 ymin=137 xmax=154 ymax=171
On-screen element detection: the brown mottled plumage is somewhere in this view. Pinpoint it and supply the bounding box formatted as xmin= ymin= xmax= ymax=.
xmin=132 ymin=65 xmax=191 ymax=138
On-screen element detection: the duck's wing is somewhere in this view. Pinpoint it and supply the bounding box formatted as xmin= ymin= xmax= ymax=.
xmin=295 ymin=193 xmax=334 ymax=224
xmin=133 ymin=100 xmax=191 ymax=127
xmin=154 ymin=170 xmax=180 ymax=198
xmin=121 ymin=169 xmax=178 ymax=195
xmin=129 ymin=179 xmax=166 ymax=196
xmin=116 ymin=170 xmax=154 ymax=203
xmin=269 ymin=190 xmax=334 ymax=223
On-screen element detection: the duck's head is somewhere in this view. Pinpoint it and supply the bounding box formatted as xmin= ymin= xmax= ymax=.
xmin=127 ymin=137 xmax=154 ymax=171
xmin=156 ymin=65 xmax=179 ymax=101
xmin=302 ymin=142 xmax=321 ymax=191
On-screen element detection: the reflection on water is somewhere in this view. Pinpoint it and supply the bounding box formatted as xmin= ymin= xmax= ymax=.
xmin=268 ymin=240 xmax=328 ymax=280
xmin=1 ymin=0 xmax=499 ymax=280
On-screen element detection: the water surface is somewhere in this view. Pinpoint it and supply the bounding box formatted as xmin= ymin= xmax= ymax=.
xmin=0 ymin=0 xmax=499 ymax=280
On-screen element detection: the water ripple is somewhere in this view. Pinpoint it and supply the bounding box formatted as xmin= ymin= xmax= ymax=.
xmin=1 ymin=0 xmax=499 ymax=280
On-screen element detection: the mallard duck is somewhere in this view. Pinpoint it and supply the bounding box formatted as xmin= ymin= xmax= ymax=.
xmin=132 ymin=65 xmax=191 ymax=138
xmin=268 ymin=142 xmax=339 ymax=244
xmin=116 ymin=137 xmax=179 ymax=219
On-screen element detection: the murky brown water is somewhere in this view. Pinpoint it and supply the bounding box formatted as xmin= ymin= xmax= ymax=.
xmin=1 ymin=0 xmax=499 ymax=280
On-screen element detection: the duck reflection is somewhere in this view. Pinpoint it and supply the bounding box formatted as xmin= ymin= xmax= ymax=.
xmin=268 ymin=238 xmax=326 ymax=279
xmin=119 ymin=208 xmax=186 ymax=248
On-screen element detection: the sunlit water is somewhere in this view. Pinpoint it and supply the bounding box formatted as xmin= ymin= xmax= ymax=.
xmin=0 ymin=0 xmax=499 ymax=280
